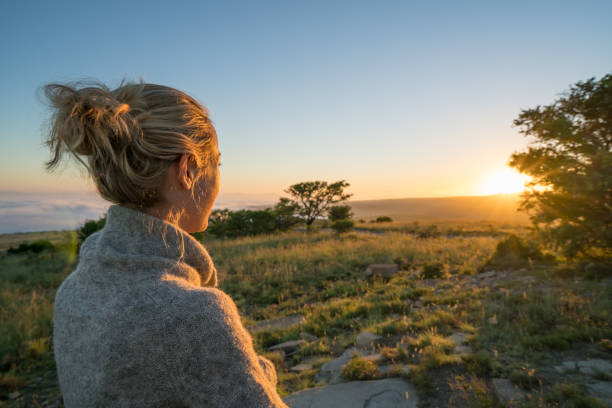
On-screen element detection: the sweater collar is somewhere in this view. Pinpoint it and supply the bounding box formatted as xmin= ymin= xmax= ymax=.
xmin=96 ymin=204 xmax=218 ymax=288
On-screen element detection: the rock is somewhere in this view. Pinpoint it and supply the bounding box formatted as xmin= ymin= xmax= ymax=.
xmin=8 ymin=391 xmax=20 ymax=399
xmin=456 ymin=345 xmax=473 ymax=355
xmin=491 ymin=378 xmax=526 ymax=406
xmin=299 ymin=332 xmax=319 ymax=342
xmin=480 ymin=271 xmax=496 ymax=279
xmin=290 ymin=363 xmax=314 ymax=373
xmin=268 ymin=339 xmax=305 ymax=353
xmin=362 ymin=353 xmax=384 ymax=363
xmin=356 ymin=332 xmax=382 ymax=348
xmin=576 ymin=359 xmax=612 ymax=377
xmin=586 ymin=382 xmax=612 ymax=406
xmin=317 ymin=348 xmax=360 ymax=384
xmin=414 ymin=300 xmax=424 ymax=308
xmin=364 ymin=264 xmax=400 ymax=279
xmin=283 ymin=378 xmax=419 ymax=408
xmin=554 ymin=361 xmax=578 ymax=374
xmin=316 ymin=348 xmax=383 ymax=384
xmin=248 ymin=314 xmax=306 ymax=334
xmin=448 ymin=332 xmax=468 ymax=346
xmin=488 ymin=315 xmax=498 ymax=325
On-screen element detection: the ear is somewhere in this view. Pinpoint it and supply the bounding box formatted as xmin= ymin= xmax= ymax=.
xmin=177 ymin=153 xmax=195 ymax=190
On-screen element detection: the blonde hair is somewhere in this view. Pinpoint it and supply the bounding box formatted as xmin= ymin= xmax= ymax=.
xmin=43 ymin=81 xmax=217 ymax=208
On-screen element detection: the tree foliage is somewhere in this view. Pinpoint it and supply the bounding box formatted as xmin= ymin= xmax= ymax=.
xmin=328 ymin=205 xmax=353 ymax=222
xmin=509 ymin=74 xmax=612 ymax=259
xmin=206 ymin=209 xmax=277 ymax=238
xmin=283 ymin=180 xmax=352 ymax=227
xmin=78 ymin=216 xmax=106 ymax=248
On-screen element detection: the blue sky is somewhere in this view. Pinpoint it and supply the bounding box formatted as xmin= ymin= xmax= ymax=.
xmin=1 ymin=0 xmax=611 ymax=208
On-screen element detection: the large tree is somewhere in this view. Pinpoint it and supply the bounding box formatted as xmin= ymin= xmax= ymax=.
xmin=509 ymin=74 xmax=612 ymax=259
xmin=283 ymin=180 xmax=352 ymax=227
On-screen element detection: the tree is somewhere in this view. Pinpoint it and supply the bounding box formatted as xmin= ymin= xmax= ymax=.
xmin=328 ymin=204 xmax=354 ymax=234
xmin=328 ymin=204 xmax=353 ymax=222
xmin=272 ymin=198 xmax=301 ymax=231
xmin=508 ymin=74 xmax=612 ymax=259
xmin=283 ymin=180 xmax=353 ymax=227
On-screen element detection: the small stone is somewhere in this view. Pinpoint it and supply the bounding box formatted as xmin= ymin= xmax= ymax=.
xmin=491 ymin=378 xmax=526 ymax=406
xmin=448 ymin=332 xmax=468 ymax=346
xmin=488 ymin=315 xmax=498 ymax=325
xmin=249 ymin=314 xmax=306 ymax=334
xmin=356 ymin=332 xmax=382 ymax=348
xmin=576 ymin=359 xmax=612 ymax=377
xmin=9 ymin=391 xmax=21 ymax=399
xmin=364 ymin=264 xmax=400 ymax=279
xmin=414 ymin=300 xmax=424 ymax=308
xmin=586 ymin=382 xmax=612 ymax=406
xmin=480 ymin=271 xmax=496 ymax=279
xmin=268 ymin=339 xmax=305 ymax=353
xmin=554 ymin=361 xmax=577 ymax=374
xmin=299 ymin=332 xmax=318 ymax=342
xmin=290 ymin=363 xmax=313 ymax=373
xmin=456 ymin=345 xmax=473 ymax=355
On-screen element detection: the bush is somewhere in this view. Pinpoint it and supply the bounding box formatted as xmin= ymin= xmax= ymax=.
xmin=483 ymin=234 xmax=551 ymax=270
xmin=331 ymin=219 xmax=354 ymax=234
xmin=7 ymin=240 xmax=55 ymax=254
xmin=207 ymin=209 xmax=277 ymax=238
xmin=78 ymin=216 xmax=106 ymax=247
xmin=328 ymin=205 xmax=353 ymax=222
xmin=340 ymin=356 xmax=379 ymax=380
xmin=375 ymin=216 xmax=392 ymax=223
xmin=421 ymin=262 xmax=446 ymax=279
xmin=417 ymin=225 xmax=441 ymax=239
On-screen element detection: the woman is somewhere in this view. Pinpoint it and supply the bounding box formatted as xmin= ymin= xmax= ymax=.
xmin=45 ymin=82 xmax=288 ymax=407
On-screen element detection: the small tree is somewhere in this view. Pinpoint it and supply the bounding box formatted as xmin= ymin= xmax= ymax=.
xmin=283 ymin=180 xmax=352 ymax=228
xmin=272 ymin=198 xmax=301 ymax=231
xmin=78 ymin=216 xmax=106 ymax=248
xmin=328 ymin=205 xmax=353 ymax=222
xmin=509 ymin=74 xmax=612 ymax=259
xmin=328 ymin=204 xmax=354 ymax=234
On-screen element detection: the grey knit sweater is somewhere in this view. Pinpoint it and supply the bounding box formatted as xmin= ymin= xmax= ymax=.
xmin=53 ymin=204 xmax=288 ymax=407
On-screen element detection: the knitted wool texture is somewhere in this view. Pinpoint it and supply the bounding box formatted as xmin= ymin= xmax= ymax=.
xmin=53 ymin=204 xmax=288 ymax=407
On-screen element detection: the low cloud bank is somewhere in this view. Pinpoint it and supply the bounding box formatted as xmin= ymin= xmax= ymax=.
xmin=0 ymin=191 xmax=277 ymax=234
xmin=0 ymin=191 xmax=110 ymax=234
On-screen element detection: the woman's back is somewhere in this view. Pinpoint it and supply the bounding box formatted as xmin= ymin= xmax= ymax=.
xmin=54 ymin=204 xmax=286 ymax=407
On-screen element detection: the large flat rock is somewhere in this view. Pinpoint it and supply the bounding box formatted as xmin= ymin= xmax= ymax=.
xmin=283 ymin=378 xmax=418 ymax=408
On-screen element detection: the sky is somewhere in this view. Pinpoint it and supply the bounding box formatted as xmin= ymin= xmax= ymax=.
xmin=0 ymin=0 xmax=611 ymax=232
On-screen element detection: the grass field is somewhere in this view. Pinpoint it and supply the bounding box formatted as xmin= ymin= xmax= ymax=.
xmin=0 ymin=221 xmax=610 ymax=407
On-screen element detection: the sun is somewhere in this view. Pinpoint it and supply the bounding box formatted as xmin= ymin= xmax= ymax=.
xmin=480 ymin=168 xmax=531 ymax=195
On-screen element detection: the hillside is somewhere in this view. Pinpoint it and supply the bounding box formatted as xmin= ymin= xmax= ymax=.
xmin=349 ymin=194 xmax=528 ymax=223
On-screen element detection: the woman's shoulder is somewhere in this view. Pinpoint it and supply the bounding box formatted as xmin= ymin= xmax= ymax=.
xmin=161 ymin=284 xmax=241 ymax=327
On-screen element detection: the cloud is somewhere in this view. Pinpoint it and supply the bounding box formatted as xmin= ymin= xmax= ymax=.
xmin=0 ymin=191 xmax=279 ymax=234
xmin=0 ymin=191 xmax=110 ymax=234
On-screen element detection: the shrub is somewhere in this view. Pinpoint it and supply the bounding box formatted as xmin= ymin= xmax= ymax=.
xmin=483 ymin=234 xmax=550 ymax=270
xmin=328 ymin=205 xmax=353 ymax=222
xmin=207 ymin=209 xmax=277 ymax=238
xmin=331 ymin=219 xmax=354 ymax=234
xmin=340 ymin=356 xmax=379 ymax=380
xmin=375 ymin=216 xmax=392 ymax=223
xmin=421 ymin=262 xmax=446 ymax=279
xmin=7 ymin=240 xmax=55 ymax=254
xmin=78 ymin=216 xmax=106 ymax=247
xmin=417 ymin=225 xmax=441 ymax=239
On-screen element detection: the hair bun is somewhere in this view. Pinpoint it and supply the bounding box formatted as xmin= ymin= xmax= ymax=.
xmin=44 ymin=82 xmax=142 ymax=158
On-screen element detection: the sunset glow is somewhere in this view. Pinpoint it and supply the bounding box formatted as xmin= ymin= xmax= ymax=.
xmin=479 ymin=168 xmax=530 ymax=195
